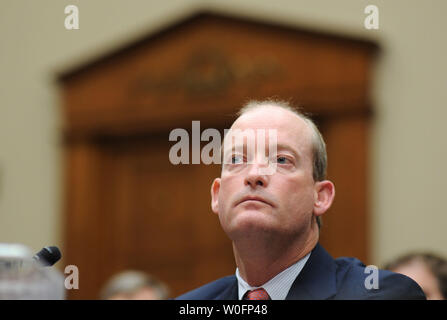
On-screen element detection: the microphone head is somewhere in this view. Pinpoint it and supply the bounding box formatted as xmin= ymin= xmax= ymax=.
xmin=33 ymin=246 xmax=62 ymax=266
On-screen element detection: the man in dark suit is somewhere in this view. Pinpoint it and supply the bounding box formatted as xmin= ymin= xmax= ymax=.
xmin=177 ymin=100 xmax=425 ymax=300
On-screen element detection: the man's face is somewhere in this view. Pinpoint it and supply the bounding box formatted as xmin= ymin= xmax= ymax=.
xmin=211 ymin=106 xmax=321 ymax=242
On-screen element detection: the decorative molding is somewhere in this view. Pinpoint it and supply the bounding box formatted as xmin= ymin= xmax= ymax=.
xmin=130 ymin=47 xmax=282 ymax=97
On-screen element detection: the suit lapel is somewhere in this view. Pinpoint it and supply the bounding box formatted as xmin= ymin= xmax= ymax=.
xmin=286 ymin=243 xmax=337 ymax=300
xmin=214 ymin=276 xmax=238 ymax=300
xmin=213 ymin=244 xmax=337 ymax=300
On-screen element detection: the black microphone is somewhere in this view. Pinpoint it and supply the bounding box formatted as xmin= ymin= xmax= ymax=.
xmin=33 ymin=246 xmax=62 ymax=266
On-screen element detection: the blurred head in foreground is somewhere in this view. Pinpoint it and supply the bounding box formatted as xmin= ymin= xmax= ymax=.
xmin=100 ymin=270 xmax=170 ymax=300
xmin=385 ymin=253 xmax=447 ymax=300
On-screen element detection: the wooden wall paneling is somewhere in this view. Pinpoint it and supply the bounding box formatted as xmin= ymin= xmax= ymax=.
xmin=63 ymin=140 xmax=106 ymax=299
xmin=92 ymin=136 xmax=234 ymax=297
xmin=318 ymin=113 xmax=370 ymax=264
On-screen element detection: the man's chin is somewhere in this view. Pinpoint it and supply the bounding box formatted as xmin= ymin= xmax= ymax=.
xmin=224 ymin=211 xmax=276 ymax=238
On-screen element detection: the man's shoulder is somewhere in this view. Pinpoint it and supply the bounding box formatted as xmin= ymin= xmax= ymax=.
xmin=176 ymin=275 xmax=237 ymax=300
xmin=333 ymin=256 xmax=426 ymax=300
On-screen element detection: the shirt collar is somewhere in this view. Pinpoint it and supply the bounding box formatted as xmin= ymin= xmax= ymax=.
xmin=235 ymin=252 xmax=311 ymax=300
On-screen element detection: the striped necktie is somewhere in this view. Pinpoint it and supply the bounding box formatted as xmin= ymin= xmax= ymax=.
xmin=243 ymin=288 xmax=271 ymax=300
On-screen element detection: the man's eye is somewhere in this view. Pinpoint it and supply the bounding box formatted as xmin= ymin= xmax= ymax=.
xmin=231 ymin=155 xmax=244 ymax=164
xmin=276 ymin=156 xmax=290 ymax=164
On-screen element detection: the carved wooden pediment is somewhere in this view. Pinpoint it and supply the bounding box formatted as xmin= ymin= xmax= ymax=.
xmin=59 ymin=11 xmax=377 ymax=137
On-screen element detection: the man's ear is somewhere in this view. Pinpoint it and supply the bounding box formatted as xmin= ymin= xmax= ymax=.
xmin=210 ymin=178 xmax=221 ymax=215
xmin=313 ymin=180 xmax=335 ymax=217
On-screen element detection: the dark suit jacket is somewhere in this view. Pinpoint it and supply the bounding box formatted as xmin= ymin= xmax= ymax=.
xmin=176 ymin=243 xmax=426 ymax=300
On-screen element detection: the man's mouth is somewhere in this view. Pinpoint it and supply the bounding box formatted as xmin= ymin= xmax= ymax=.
xmin=237 ymin=196 xmax=272 ymax=207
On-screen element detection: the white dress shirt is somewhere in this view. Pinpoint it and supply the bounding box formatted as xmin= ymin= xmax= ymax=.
xmin=235 ymin=252 xmax=311 ymax=300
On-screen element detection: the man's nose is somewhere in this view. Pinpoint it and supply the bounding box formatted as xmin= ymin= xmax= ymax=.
xmin=244 ymin=162 xmax=269 ymax=188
